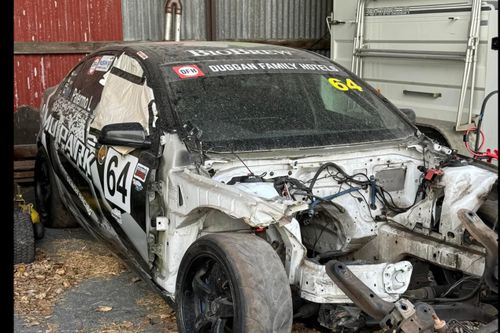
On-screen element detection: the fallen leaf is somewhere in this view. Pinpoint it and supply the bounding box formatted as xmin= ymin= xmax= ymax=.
xmin=96 ymin=305 xmax=113 ymax=312
xmin=122 ymin=321 xmax=133 ymax=328
xmin=55 ymin=269 xmax=65 ymax=275
xmin=36 ymin=292 xmax=47 ymax=300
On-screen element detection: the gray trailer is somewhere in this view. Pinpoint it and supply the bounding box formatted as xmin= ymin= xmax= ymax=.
xmin=328 ymin=0 xmax=498 ymax=159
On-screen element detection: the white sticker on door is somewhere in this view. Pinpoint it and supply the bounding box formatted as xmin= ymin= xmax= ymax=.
xmin=103 ymin=147 xmax=138 ymax=213
xmin=95 ymin=55 xmax=115 ymax=72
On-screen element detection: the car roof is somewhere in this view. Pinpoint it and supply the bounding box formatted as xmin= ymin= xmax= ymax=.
xmin=97 ymin=41 xmax=330 ymax=64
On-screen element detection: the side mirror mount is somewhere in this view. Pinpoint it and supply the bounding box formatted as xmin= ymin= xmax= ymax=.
xmin=400 ymin=108 xmax=416 ymax=124
xmin=98 ymin=122 xmax=152 ymax=149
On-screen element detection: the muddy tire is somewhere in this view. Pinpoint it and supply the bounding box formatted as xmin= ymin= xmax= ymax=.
xmin=34 ymin=151 xmax=78 ymax=228
xmin=175 ymin=233 xmax=293 ymax=333
xmin=14 ymin=208 xmax=35 ymax=264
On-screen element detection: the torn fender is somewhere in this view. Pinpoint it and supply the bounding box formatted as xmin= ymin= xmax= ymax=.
xmin=169 ymin=168 xmax=308 ymax=227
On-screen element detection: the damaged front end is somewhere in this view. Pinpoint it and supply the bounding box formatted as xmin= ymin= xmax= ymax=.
xmin=150 ymin=133 xmax=498 ymax=332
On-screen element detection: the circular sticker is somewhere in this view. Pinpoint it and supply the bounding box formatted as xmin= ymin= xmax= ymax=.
xmin=97 ymin=145 xmax=108 ymax=165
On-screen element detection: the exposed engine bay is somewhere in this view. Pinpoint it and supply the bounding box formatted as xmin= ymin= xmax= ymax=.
xmin=156 ymin=135 xmax=498 ymax=332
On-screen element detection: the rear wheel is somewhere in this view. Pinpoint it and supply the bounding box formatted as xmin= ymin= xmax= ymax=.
xmin=34 ymin=151 xmax=78 ymax=228
xmin=175 ymin=233 xmax=293 ymax=333
xmin=14 ymin=208 xmax=35 ymax=264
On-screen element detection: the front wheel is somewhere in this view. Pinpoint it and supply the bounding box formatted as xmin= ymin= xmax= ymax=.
xmin=175 ymin=233 xmax=293 ymax=333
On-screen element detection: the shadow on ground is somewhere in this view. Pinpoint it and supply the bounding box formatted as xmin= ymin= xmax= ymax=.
xmin=14 ymin=225 xmax=320 ymax=333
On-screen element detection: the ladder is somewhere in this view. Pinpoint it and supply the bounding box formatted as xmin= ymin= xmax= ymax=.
xmin=350 ymin=0 xmax=483 ymax=132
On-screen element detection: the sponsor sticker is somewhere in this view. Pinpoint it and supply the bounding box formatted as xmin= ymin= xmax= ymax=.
xmin=133 ymin=163 xmax=150 ymax=182
xmin=95 ymin=55 xmax=115 ymax=72
xmin=172 ymin=64 xmax=205 ymax=79
xmin=133 ymin=178 xmax=143 ymax=191
xmin=111 ymin=208 xmax=122 ymax=223
xmin=136 ymin=51 xmax=149 ymax=60
xmin=186 ymin=48 xmax=293 ymax=57
xmin=97 ymin=145 xmax=108 ymax=165
xmin=88 ymin=57 xmax=101 ymax=75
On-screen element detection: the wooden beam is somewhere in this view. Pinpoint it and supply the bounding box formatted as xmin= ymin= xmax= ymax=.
xmin=14 ymin=160 xmax=36 ymax=171
xmin=14 ymin=41 xmax=127 ymax=55
xmin=14 ymin=171 xmax=35 ymax=179
xmin=14 ymin=38 xmax=330 ymax=55
xmin=14 ymin=144 xmax=38 ymax=160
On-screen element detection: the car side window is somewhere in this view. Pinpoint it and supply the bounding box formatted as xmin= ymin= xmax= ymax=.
xmin=50 ymin=54 xmax=118 ymax=146
xmin=90 ymin=52 xmax=157 ymax=154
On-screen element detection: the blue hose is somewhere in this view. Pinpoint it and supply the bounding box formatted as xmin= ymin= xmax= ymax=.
xmin=308 ymin=187 xmax=362 ymax=215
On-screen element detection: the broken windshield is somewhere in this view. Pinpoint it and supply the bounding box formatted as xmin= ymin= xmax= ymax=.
xmin=162 ymin=61 xmax=415 ymax=152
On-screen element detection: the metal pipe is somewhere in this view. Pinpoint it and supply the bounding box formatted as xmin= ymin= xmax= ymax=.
xmin=467 ymin=0 xmax=482 ymax=124
xmin=351 ymin=0 xmax=363 ymax=72
xmin=357 ymin=53 xmax=465 ymax=61
xmin=356 ymin=48 xmax=466 ymax=57
xmin=325 ymin=260 xmax=394 ymax=320
xmin=456 ymin=0 xmax=481 ymax=129
xmin=175 ymin=13 xmax=182 ymax=41
xmin=164 ymin=0 xmax=183 ymax=41
xmin=357 ymin=0 xmax=367 ymax=76
xmin=457 ymin=209 xmax=498 ymax=293
xmin=165 ymin=12 xmax=172 ymax=40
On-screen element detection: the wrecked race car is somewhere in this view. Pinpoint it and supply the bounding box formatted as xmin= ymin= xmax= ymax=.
xmin=34 ymin=41 xmax=498 ymax=332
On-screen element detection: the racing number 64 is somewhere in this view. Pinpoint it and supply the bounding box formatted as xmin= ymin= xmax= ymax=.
xmin=328 ymin=78 xmax=363 ymax=92
xmin=103 ymin=148 xmax=139 ymax=213
xmin=106 ymin=156 xmax=131 ymax=204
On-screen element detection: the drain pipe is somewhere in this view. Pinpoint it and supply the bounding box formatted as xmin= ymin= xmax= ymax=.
xmin=165 ymin=0 xmax=183 ymax=41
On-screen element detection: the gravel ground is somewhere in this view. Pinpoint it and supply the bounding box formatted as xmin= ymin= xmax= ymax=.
xmin=14 ymin=186 xmax=322 ymax=333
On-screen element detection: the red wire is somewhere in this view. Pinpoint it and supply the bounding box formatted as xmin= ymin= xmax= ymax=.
xmin=464 ymin=127 xmax=486 ymax=157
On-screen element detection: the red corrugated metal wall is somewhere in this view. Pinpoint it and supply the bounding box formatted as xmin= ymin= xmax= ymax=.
xmin=14 ymin=0 xmax=123 ymax=110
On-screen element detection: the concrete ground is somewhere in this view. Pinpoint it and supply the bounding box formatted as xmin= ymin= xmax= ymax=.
xmin=14 ymin=186 xmax=321 ymax=333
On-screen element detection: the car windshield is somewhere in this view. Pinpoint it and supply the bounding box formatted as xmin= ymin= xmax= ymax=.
xmin=162 ymin=61 xmax=415 ymax=152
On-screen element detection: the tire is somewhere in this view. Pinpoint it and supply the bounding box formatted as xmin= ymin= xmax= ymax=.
xmin=14 ymin=208 xmax=35 ymax=264
xmin=175 ymin=233 xmax=293 ymax=333
xmin=34 ymin=151 xmax=78 ymax=228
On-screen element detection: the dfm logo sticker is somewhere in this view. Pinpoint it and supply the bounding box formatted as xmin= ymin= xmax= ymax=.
xmin=172 ymin=65 xmax=205 ymax=79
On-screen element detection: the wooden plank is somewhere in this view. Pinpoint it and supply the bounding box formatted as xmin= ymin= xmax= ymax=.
xmin=14 ymin=39 xmax=330 ymax=55
xmin=14 ymin=178 xmax=35 ymax=184
xmin=14 ymin=144 xmax=38 ymax=160
xmin=14 ymin=171 xmax=35 ymax=179
xmin=14 ymin=41 xmax=125 ymax=54
xmin=14 ymin=160 xmax=36 ymax=171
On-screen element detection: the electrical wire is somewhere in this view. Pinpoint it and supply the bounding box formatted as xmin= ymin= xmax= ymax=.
xmin=423 ymin=276 xmax=484 ymax=303
xmin=310 ymin=183 xmax=344 ymax=257
xmin=440 ymin=275 xmax=479 ymax=297
xmin=464 ymin=127 xmax=486 ymax=157
xmin=474 ymin=90 xmax=498 ymax=152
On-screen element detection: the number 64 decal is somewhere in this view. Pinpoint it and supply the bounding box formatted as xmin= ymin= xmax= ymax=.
xmin=328 ymin=77 xmax=364 ymax=92
xmin=104 ymin=148 xmax=138 ymax=213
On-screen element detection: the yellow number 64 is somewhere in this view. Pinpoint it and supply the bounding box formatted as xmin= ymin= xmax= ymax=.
xmin=328 ymin=77 xmax=364 ymax=92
